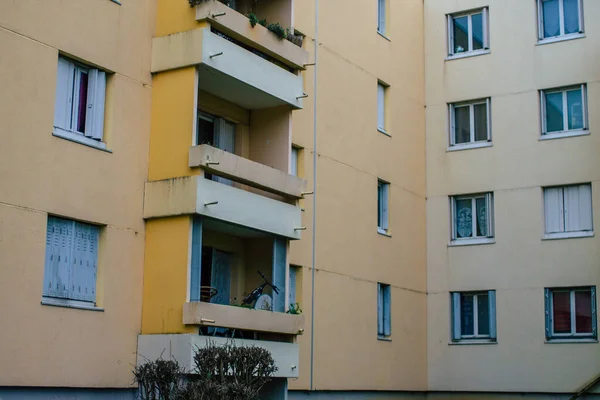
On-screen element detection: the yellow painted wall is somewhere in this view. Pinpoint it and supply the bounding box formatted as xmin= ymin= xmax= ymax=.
xmin=0 ymin=0 xmax=152 ymax=388
xmin=425 ymin=0 xmax=600 ymax=394
xmin=142 ymin=216 xmax=196 ymax=335
xmin=156 ymin=0 xmax=200 ymax=37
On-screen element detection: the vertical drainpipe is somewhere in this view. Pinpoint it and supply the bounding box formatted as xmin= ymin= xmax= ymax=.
xmin=309 ymin=0 xmax=319 ymax=392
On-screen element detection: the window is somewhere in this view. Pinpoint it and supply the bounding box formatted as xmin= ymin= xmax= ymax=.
xmin=377 ymin=82 xmax=389 ymax=134
xmin=377 ymin=180 xmax=390 ymax=234
xmin=449 ymin=99 xmax=491 ymax=147
xmin=197 ymin=112 xmax=236 ymax=185
xmin=451 ymin=291 xmax=497 ymax=342
xmin=447 ymin=8 xmax=489 ymax=57
xmin=537 ymin=0 xmax=584 ymax=42
xmin=290 ymin=146 xmax=299 ymax=176
xmin=377 ymin=283 xmax=391 ymax=339
xmin=377 ymin=0 xmax=387 ymax=35
xmin=451 ymin=193 xmax=494 ymax=243
xmin=545 ymin=287 xmax=596 ymax=341
xmin=43 ymin=216 xmax=99 ymax=306
xmin=289 ymin=265 xmax=299 ymax=307
xmin=544 ymin=184 xmax=593 ymax=238
xmin=54 ymin=57 xmax=107 ymax=149
xmin=541 ymin=85 xmax=587 ymax=137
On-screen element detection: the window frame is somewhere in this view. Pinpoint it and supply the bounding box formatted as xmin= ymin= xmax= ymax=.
xmin=450 ymin=193 xmax=494 ymax=244
xmin=377 ymin=283 xmax=391 ymax=339
xmin=377 ymin=82 xmax=389 ymax=135
xmin=545 ymin=287 xmax=597 ymax=341
xmin=451 ymin=290 xmax=497 ymax=343
xmin=540 ymin=84 xmax=588 ymax=138
xmin=377 ymin=0 xmax=387 ymax=36
xmin=543 ymin=183 xmax=593 ymax=239
xmin=53 ymin=56 xmax=107 ymax=150
xmin=449 ymin=98 xmax=492 ymax=148
xmin=377 ymin=180 xmax=390 ymax=234
xmin=447 ymin=7 xmax=490 ymax=59
xmin=537 ymin=0 xmax=584 ymax=43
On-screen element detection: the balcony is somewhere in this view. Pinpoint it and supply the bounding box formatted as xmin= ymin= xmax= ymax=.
xmin=137 ymin=334 xmax=299 ymax=378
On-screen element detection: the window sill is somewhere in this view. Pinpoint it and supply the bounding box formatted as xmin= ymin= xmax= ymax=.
xmin=545 ymin=338 xmax=597 ymax=344
xmin=449 ymin=340 xmax=497 ymax=346
xmin=53 ymin=128 xmax=111 ymax=152
xmin=543 ymin=231 xmax=594 ymax=241
xmin=539 ymin=130 xmax=590 ymax=141
xmin=378 ymin=336 xmax=392 ymax=342
xmin=378 ymin=127 xmax=391 ymax=137
xmin=377 ymin=31 xmax=391 ymax=42
xmin=449 ymin=238 xmax=495 ymax=247
xmin=377 ymin=228 xmax=392 ymax=238
xmin=537 ymin=33 xmax=585 ymax=46
xmin=447 ymin=141 xmax=493 ymax=152
xmin=41 ymin=297 xmax=104 ymax=312
xmin=446 ymin=49 xmax=490 ymax=61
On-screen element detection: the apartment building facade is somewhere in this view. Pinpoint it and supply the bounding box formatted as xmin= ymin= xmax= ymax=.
xmin=0 ymin=0 xmax=153 ymax=398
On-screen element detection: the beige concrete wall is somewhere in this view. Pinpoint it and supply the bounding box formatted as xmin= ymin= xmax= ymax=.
xmin=426 ymin=0 xmax=600 ymax=393
xmin=289 ymin=0 xmax=427 ymax=391
xmin=0 ymin=0 xmax=153 ymax=388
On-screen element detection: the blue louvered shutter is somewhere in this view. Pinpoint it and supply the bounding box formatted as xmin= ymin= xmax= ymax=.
xmin=190 ymin=218 xmax=203 ymax=302
xmin=56 ymin=219 xmax=74 ymax=299
xmin=44 ymin=218 xmax=61 ymax=297
xmin=488 ymin=290 xmax=497 ymax=340
xmin=54 ymin=58 xmax=74 ymax=131
xmin=84 ymin=69 xmax=106 ymax=140
xmin=84 ymin=223 xmax=99 ymax=303
xmin=272 ymin=237 xmax=287 ymax=312
xmin=71 ymin=222 xmax=85 ymax=300
xmin=544 ymin=288 xmax=552 ymax=339
xmin=451 ymin=293 xmax=461 ymax=341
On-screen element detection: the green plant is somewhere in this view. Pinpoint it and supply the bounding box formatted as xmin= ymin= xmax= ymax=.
xmin=266 ymin=22 xmax=287 ymax=39
xmin=247 ymin=13 xmax=267 ymax=28
xmin=287 ymin=302 xmax=302 ymax=315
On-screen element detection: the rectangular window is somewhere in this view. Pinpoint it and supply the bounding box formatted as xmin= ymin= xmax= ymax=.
xmin=451 ymin=291 xmax=497 ymax=342
xmin=537 ymin=0 xmax=584 ymax=41
xmin=197 ymin=112 xmax=236 ymax=186
xmin=543 ymin=184 xmax=593 ymax=237
xmin=377 ymin=82 xmax=388 ymax=134
xmin=43 ymin=216 xmax=99 ymax=305
xmin=447 ymin=8 xmax=489 ymax=57
xmin=377 ymin=0 xmax=387 ymax=35
xmin=291 ymin=146 xmax=299 ymax=176
xmin=377 ymin=180 xmax=390 ymax=233
xmin=545 ymin=287 xmax=596 ymax=340
xmin=449 ymin=99 xmax=491 ymax=147
xmin=54 ymin=57 xmax=107 ymax=149
xmin=541 ymin=85 xmax=587 ymax=137
xmin=377 ymin=283 xmax=391 ymax=339
xmin=451 ymin=193 xmax=494 ymax=242
xmin=289 ymin=265 xmax=299 ymax=307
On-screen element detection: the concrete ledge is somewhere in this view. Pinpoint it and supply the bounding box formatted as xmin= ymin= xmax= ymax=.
xmin=137 ymin=334 xmax=300 ymax=378
xmin=183 ymin=301 xmax=304 ymax=335
xmin=143 ymin=176 xmax=302 ymax=239
xmin=195 ymin=0 xmax=308 ymax=70
xmin=189 ymin=144 xmax=306 ymax=198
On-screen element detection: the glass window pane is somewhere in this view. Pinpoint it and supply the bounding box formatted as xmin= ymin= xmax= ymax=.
xmin=475 ymin=197 xmax=488 ymax=237
xmin=471 ymin=13 xmax=484 ymax=50
xmin=542 ymin=0 xmax=561 ymax=38
xmin=461 ymin=294 xmax=475 ymax=336
xmin=545 ymin=92 xmax=564 ymax=133
xmin=575 ymin=290 xmax=593 ymax=333
xmin=477 ymin=294 xmax=490 ymax=336
xmin=455 ymin=198 xmax=473 ymax=238
xmin=567 ymin=88 xmax=584 ymax=130
xmin=377 ymin=183 xmax=383 ymax=226
xmin=553 ymin=291 xmax=572 ymax=334
xmin=473 ymin=103 xmax=488 ymax=142
xmin=453 ymin=16 xmax=469 ymax=53
xmin=563 ymin=0 xmax=580 ymax=34
xmin=454 ymin=106 xmax=471 ymax=144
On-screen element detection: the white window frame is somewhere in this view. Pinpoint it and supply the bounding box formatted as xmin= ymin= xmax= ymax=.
xmin=449 ymin=98 xmax=491 ymax=148
xmin=545 ymin=287 xmax=596 ymax=340
xmin=377 ymin=0 xmax=387 ymax=35
xmin=451 ymin=291 xmax=497 ymax=342
xmin=543 ymin=184 xmax=593 ymax=239
xmin=450 ymin=193 xmax=494 ymax=244
xmin=378 ymin=180 xmax=390 ymax=234
xmin=53 ymin=56 xmax=107 ymax=150
xmin=377 ymin=283 xmax=391 ymax=339
xmin=537 ymin=0 xmax=584 ymax=43
xmin=377 ymin=82 xmax=389 ymax=135
xmin=447 ymin=7 xmax=489 ymax=58
xmin=540 ymin=84 xmax=588 ymax=139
